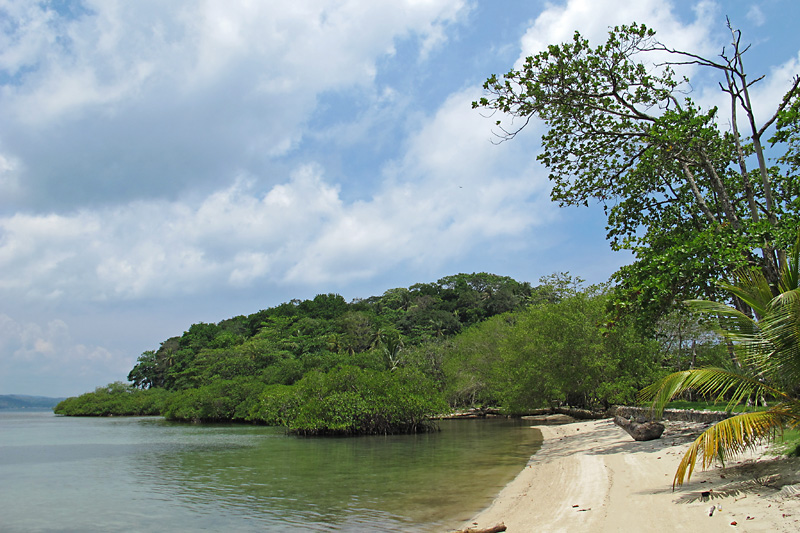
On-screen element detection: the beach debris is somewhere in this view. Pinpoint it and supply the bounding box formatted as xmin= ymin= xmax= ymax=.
xmin=755 ymin=474 xmax=781 ymax=486
xmin=522 ymin=413 xmax=577 ymax=425
xmin=779 ymin=483 xmax=800 ymax=497
xmin=613 ymin=415 xmax=665 ymax=441
xmin=708 ymin=505 xmax=716 ymax=516
xmin=454 ymin=523 xmax=507 ymax=533
xmin=731 ymin=521 xmax=738 ymax=525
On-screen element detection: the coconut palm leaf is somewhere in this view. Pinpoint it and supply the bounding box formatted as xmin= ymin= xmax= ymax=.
xmin=673 ymin=408 xmax=791 ymax=487
xmin=778 ymin=233 xmax=800 ymax=294
xmin=684 ymin=299 xmax=762 ymax=341
xmin=718 ymin=267 xmax=775 ymax=318
xmin=756 ymin=289 xmax=800 ymax=384
xmin=639 ymin=367 xmax=788 ymax=417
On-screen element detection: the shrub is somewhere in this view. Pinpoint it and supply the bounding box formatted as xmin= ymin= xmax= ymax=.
xmin=54 ymin=383 xmax=171 ymax=416
xmin=250 ymin=365 xmax=447 ymax=435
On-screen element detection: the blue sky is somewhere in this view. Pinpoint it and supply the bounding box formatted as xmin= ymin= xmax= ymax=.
xmin=1 ymin=0 xmax=798 ymax=397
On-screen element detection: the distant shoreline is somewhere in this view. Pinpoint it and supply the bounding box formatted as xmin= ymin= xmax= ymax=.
xmin=0 ymin=407 xmax=55 ymax=411
xmin=462 ymin=418 xmax=800 ymax=532
xmin=0 ymin=395 xmax=63 ymax=411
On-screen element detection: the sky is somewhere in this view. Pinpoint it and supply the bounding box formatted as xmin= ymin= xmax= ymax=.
xmin=1 ymin=0 xmax=798 ymax=397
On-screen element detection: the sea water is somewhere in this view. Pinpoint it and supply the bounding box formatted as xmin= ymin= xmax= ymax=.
xmin=0 ymin=411 xmax=541 ymax=532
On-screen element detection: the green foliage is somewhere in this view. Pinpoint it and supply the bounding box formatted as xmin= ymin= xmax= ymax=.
xmin=495 ymin=287 xmax=660 ymax=411
xmin=652 ymin=309 xmax=730 ymax=374
xmin=474 ymin=22 xmax=800 ymax=325
xmin=120 ymin=273 xmax=533 ymax=396
xmin=63 ymin=271 xmax=668 ymax=433
xmin=250 ymin=366 xmax=447 ymax=435
xmin=54 ymin=382 xmax=172 ymax=416
xmin=163 ymin=378 xmax=268 ymax=422
xmin=440 ymin=314 xmax=515 ymax=407
xmin=439 ymin=280 xmax=661 ymax=412
xmin=641 ymin=235 xmax=800 ymax=485
xmin=62 ymin=273 xmax=535 ymax=426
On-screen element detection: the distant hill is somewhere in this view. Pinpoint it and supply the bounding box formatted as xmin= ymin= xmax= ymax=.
xmin=0 ymin=395 xmax=64 ymax=410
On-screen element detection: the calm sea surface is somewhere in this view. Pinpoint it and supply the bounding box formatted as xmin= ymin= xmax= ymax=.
xmin=0 ymin=412 xmax=541 ymax=532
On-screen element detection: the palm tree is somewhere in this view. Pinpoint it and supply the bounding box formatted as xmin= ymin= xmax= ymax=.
xmin=640 ymin=235 xmax=800 ymax=487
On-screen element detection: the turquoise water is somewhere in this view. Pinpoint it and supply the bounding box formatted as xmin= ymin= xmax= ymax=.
xmin=0 ymin=412 xmax=541 ymax=532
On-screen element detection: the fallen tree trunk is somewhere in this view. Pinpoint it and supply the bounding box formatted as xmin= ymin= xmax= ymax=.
xmin=613 ymin=415 xmax=664 ymax=441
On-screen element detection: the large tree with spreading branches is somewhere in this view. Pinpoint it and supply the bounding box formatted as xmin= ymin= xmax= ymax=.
xmin=473 ymin=21 xmax=800 ymax=325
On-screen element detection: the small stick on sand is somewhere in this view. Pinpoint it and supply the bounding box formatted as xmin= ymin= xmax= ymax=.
xmin=454 ymin=523 xmax=507 ymax=533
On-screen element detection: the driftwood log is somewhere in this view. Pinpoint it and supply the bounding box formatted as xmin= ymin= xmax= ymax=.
xmin=454 ymin=523 xmax=507 ymax=533
xmin=613 ymin=415 xmax=665 ymax=441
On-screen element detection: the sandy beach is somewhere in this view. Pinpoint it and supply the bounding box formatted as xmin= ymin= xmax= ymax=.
xmin=459 ymin=418 xmax=800 ymax=532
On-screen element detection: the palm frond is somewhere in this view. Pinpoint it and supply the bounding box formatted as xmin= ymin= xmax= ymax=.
xmin=719 ymin=267 xmax=774 ymax=317
xmin=771 ymin=287 xmax=800 ymax=309
xmin=674 ymin=408 xmax=790 ymax=487
xmin=638 ymin=370 xmax=695 ymax=417
xmin=639 ymin=367 xmax=788 ymax=417
xmin=778 ymin=232 xmax=800 ymax=294
xmin=684 ymin=299 xmax=760 ymax=341
xmin=756 ymin=288 xmax=800 ymax=383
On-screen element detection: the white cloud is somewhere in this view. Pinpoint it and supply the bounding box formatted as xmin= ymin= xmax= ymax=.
xmin=2 ymin=0 xmax=467 ymax=124
xmin=5 ymin=0 xmax=795 ymax=398
xmin=746 ymin=51 xmax=800 ymax=126
xmin=518 ymin=0 xmax=719 ymax=75
xmin=0 ymin=88 xmax=556 ymax=300
xmin=520 ymin=0 xmax=713 ymax=57
xmin=0 ymin=150 xmax=22 ymax=201
xmin=0 ymin=0 xmax=469 ymax=210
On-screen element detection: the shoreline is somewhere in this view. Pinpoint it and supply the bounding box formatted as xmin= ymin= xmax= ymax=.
xmin=459 ymin=418 xmax=800 ymax=532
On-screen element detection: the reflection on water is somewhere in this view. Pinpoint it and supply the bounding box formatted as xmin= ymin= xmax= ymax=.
xmin=0 ymin=412 xmax=541 ymax=532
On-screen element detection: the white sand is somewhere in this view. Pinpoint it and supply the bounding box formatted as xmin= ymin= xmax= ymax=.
xmin=460 ymin=418 xmax=800 ymax=532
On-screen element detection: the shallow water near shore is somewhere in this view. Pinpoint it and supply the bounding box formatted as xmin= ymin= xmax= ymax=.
xmin=0 ymin=411 xmax=541 ymax=532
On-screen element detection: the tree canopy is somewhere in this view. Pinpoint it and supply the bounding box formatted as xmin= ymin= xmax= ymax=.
xmin=473 ymin=22 xmax=800 ymax=325
xmin=56 ymin=272 xmax=672 ymax=428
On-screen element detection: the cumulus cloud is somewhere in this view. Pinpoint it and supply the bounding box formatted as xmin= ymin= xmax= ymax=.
xmin=518 ymin=0 xmax=718 ymax=61
xmin=742 ymin=51 xmax=800 ymax=126
xmin=11 ymin=0 xmax=787 ymax=306
xmin=0 ymin=0 xmax=468 ymax=211
xmin=0 ymin=91 xmax=554 ymax=300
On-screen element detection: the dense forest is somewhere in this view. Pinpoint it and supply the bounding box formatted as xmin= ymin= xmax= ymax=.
xmin=55 ymin=272 xmax=726 ymax=434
